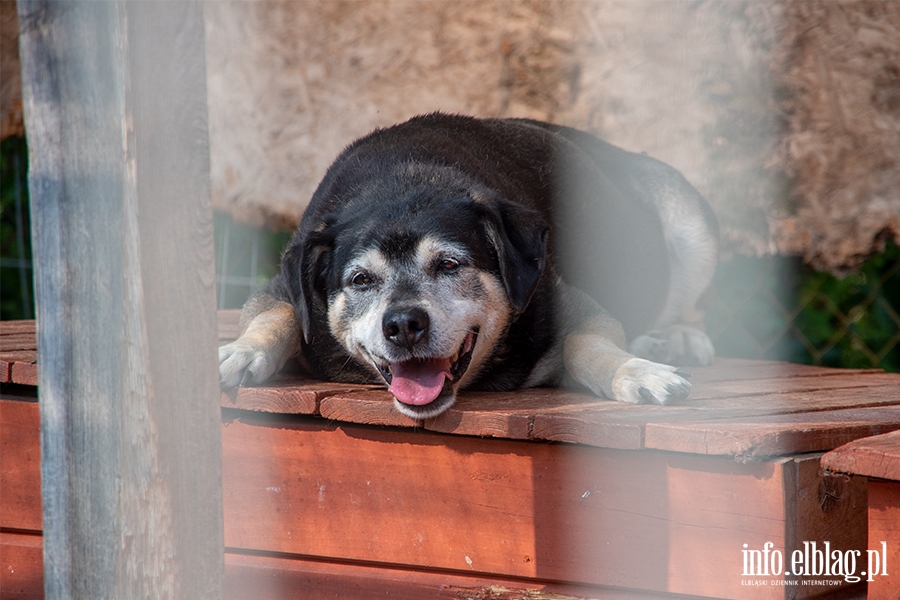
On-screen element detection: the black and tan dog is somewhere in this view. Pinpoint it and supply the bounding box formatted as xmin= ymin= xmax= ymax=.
xmin=219 ymin=113 xmax=718 ymax=419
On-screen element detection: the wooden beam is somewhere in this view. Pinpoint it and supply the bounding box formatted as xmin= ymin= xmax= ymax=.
xmin=17 ymin=2 xmax=223 ymax=598
xmin=218 ymin=412 xmax=866 ymax=599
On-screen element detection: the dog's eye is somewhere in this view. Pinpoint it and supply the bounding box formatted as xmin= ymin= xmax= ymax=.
xmin=438 ymin=258 xmax=460 ymax=273
xmin=350 ymin=271 xmax=373 ymax=287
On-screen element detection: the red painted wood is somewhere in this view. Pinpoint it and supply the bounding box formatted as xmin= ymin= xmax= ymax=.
xmin=1 ymin=393 xmax=873 ymax=598
xmin=0 ymin=320 xmax=36 ymax=337
xmin=821 ymin=429 xmax=900 ymax=481
xmin=867 ymin=481 xmax=900 ymax=600
xmin=0 ymin=532 xmax=43 ymax=600
xmin=221 ymin=377 xmax=378 ymax=414
xmin=221 ymin=551 xmax=684 ymax=600
xmin=219 ymin=411 xmax=863 ymax=598
xmin=5 ymin=317 xmax=900 ymax=455
xmin=645 ymin=405 xmax=900 ymax=458
xmin=0 ymin=400 xmax=42 ymax=531
xmin=0 ymin=531 xmax=691 ymax=600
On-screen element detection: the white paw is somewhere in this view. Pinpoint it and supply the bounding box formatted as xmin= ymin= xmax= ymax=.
xmin=629 ymin=325 xmax=714 ymax=367
xmin=218 ymin=341 xmax=278 ymax=388
xmin=611 ymin=357 xmax=691 ymax=405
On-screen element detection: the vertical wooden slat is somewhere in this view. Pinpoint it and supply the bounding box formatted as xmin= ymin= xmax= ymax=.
xmin=17 ymin=1 xmax=223 ymax=598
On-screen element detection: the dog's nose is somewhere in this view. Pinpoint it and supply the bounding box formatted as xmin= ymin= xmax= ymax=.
xmin=382 ymin=306 xmax=430 ymax=349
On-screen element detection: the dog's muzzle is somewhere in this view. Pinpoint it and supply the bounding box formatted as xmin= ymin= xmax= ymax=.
xmin=375 ymin=306 xmax=478 ymax=410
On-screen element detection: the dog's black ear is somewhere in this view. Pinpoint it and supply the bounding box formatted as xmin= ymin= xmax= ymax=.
xmin=470 ymin=189 xmax=549 ymax=313
xmin=282 ymin=228 xmax=333 ymax=343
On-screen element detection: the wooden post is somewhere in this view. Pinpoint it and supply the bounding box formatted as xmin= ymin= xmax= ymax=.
xmin=17 ymin=1 xmax=223 ymax=598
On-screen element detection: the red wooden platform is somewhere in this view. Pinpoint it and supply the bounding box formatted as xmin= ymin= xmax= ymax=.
xmin=4 ymin=312 xmax=900 ymax=598
xmin=823 ymin=430 xmax=900 ymax=600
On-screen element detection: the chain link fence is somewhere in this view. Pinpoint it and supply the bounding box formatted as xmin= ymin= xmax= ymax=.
xmin=707 ymin=245 xmax=900 ymax=372
xmin=213 ymin=212 xmax=290 ymax=311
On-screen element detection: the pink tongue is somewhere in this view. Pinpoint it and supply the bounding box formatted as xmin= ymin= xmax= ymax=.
xmin=388 ymin=358 xmax=452 ymax=406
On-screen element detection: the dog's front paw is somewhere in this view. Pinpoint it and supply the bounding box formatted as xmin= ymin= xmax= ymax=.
xmin=629 ymin=325 xmax=714 ymax=367
xmin=611 ymin=357 xmax=691 ymax=405
xmin=218 ymin=341 xmax=279 ymax=388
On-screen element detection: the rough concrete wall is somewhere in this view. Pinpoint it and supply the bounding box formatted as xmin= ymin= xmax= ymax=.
xmin=0 ymin=1 xmax=24 ymax=139
xmin=204 ymin=1 xmax=583 ymax=230
xmin=5 ymin=1 xmax=894 ymax=272
xmin=771 ymin=1 xmax=900 ymax=271
xmin=204 ymin=0 xmax=786 ymax=248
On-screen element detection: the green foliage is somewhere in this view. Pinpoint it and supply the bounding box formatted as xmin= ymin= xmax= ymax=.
xmin=708 ymin=242 xmax=900 ymax=372
xmin=0 ymin=136 xmax=33 ymax=321
xmin=792 ymin=242 xmax=900 ymax=371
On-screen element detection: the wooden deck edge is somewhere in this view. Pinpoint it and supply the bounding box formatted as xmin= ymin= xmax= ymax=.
xmin=223 ymin=550 xmax=684 ymax=600
xmin=0 ymin=531 xmax=705 ymax=600
xmin=820 ymin=429 xmax=900 ymax=480
xmin=0 ymin=532 xmax=868 ymax=600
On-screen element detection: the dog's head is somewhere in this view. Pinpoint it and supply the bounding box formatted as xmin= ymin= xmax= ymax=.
xmin=283 ymin=180 xmax=548 ymax=419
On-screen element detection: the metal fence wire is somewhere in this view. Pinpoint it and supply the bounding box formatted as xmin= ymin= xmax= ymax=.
xmin=705 ymin=245 xmax=900 ymax=372
xmin=2 ymin=136 xmax=898 ymax=372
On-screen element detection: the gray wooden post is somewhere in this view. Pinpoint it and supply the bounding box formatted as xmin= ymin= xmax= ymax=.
xmin=17 ymin=1 xmax=224 ymax=598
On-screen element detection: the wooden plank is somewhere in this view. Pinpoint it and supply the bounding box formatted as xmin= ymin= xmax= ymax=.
xmin=222 ymin=377 xmax=379 ymax=414
xmin=0 ymin=532 xmax=44 ymax=600
xmin=688 ymin=372 xmax=900 ymax=400
xmin=319 ymin=389 xmax=421 ymax=427
xmin=0 ymin=399 xmax=42 ymax=531
xmin=0 ymin=335 xmax=37 ymax=351
xmin=424 ymin=388 xmax=599 ymax=440
xmin=10 ymin=360 xmax=38 ymax=386
xmin=821 ymin=429 xmax=900 ymax=481
xmin=222 ymin=416 xmax=537 ymax=580
xmin=320 ymin=387 xmax=615 ymax=439
xmin=677 ymin=383 xmax=900 ymax=413
xmin=0 ymin=532 xmax=730 ymax=600
xmin=0 ymin=352 xmax=37 ymax=386
xmin=687 ymin=358 xmax=877 ymax=385
xmin=784 ymin=455 xmax=867 ymax=596
xmin=867 ymin=481 xmax=900 ymax=600
xmin=320 ymin=379 xmax=900 ymax=451
xmin=222 ymin=551 xmax=682 ymax=600
xmin=530 ymin=402 xmax=670 ymax=449
xmin=0 ymin=350 xmax=37 ymax=363
xmin=530 ymin=384 xmax=900 ymax=450
xmin=0 ymin=309 xmax=249 ymax=388
xmin=0 ymin=320 xmax=35 ymax=336
xmin=644 ymin=406 xmax=900 ymax=458
xmin=0 ymin=311 xmax=236 ymax=348
xmin=221 ymin=411 xmax=847 ymax=598
xmin=18 ymin=1 xmax=223 ymax=599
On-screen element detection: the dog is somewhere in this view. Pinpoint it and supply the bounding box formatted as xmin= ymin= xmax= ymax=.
xmin=219 ymin=113 xmax=718 ymax=419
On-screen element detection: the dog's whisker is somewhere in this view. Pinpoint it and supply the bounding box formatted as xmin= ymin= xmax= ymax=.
xmin=332 ymin=354 xmax=357 ymax=379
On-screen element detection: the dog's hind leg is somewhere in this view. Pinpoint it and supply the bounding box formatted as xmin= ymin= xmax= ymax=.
xmin=628 ymin=173 xmax=718 ymax=367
